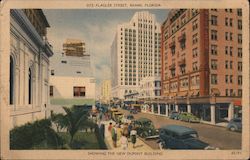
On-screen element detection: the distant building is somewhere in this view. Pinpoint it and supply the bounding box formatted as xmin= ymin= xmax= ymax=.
xmin=8 ymin=9 xmax=53 ymax=128
xmin=49 ymin=40 xmax=95 ymax=106
xmin=161 ymin=9 xmax=242 ymax=124
xmin=111 ymin=11 xmax=161 ymax=99
xmin=139 ymin=76 xmax=161 ymax=99
xmin=100 ymin=80 xmax=111 ymax=104
xmin=63 ymin=39 xmax=86 ymax=57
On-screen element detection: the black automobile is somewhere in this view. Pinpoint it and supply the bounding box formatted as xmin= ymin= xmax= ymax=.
xmin=169 ymin=111 xmax=179 ymax=120
xmin=133 ymin=118 xmax=158 ymax=138
xmin=158 ymin=125 xmax=217 ymax=150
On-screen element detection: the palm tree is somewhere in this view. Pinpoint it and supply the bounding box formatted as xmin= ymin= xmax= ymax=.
xmin=51 ymin=105 xmax=95 ymax=147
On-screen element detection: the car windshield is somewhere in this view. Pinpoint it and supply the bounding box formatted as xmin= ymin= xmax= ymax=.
xmin=178 ymin=133 xmax=198 ymax=139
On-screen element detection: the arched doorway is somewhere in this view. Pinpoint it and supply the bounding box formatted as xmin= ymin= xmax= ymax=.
xmin=9 ymin=56 xmax=14 ymax=105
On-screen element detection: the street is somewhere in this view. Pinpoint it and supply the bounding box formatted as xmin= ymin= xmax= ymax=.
xmin=119 ymin=109 xmax=241 ymax=150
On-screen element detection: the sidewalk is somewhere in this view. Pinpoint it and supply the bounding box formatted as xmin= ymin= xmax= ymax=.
xmin=101 ymin=120 xmax=152 ymax=150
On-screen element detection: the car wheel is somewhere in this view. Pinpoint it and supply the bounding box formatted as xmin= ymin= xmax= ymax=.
xmin=230 ymin=126 xmax=236 ymax=132
xmin=159 ymin=142 xmax=164 ymax=150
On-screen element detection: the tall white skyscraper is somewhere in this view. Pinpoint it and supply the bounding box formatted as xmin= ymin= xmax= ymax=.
xmin=111 ymin=11 xmax=161 ymax=99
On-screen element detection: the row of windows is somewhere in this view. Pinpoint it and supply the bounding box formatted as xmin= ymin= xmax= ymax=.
xmin=211 ymin=30 xmax=242 ymax=43
xmin=211 ymin=74 xmax=242 ymax=85
xmin=225 ymin=89 xmax=242 ymax=97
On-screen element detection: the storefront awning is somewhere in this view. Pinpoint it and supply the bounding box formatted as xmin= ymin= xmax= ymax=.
xmin=234 ymin=100 xmax=242 ymax=106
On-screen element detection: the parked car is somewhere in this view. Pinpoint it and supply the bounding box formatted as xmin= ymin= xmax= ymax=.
xmin=178 ymin=112 xmax=200 ymax=123
xmin=130 ymin=109 xmax=138 ymax=114
xmin=169 ymin=111 xmax=180 ymax=120
xmin=133 ymin=118 xmax=158 ymax=138
xmin=121 ymin=114 xmax=134 ymax=124
xmin=158 ymin=125 xmax=216 ymax=150
xmin=227 ymin=118 xmax=242 ymax=132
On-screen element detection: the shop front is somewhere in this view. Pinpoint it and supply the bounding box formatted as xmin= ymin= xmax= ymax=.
xmin=191 ymin=104 xmax=211 ymax=121
xmin=159 ymin=103 xmax=166 ymax=115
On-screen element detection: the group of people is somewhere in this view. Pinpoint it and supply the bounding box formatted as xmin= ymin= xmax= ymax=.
xmin=108 ymin=122 xmax=137 ymax=150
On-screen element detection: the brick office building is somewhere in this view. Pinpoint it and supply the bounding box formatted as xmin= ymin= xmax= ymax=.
xmin=160 ymin=9 xmax=242 ymax=124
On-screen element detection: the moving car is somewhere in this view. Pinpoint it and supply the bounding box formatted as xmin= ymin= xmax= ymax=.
xmin=121 ymin=114 xmax=134 ymax=124
xmin=133 ymin=118 xmax=158 ymax=138
xmin=113 ymin=112 xmax=123 ymax=123
xmin=130 ymin=109 xmax=138 ymax=114
xmin=178 ymin=112 xmax=200 ymax=123
xmin=169 ymin=111 xmax=180 ymax=120
xmin=227 ymin=118 xmax=242 ymax=132
xmin=158 ymin=125 xmax=216 ymax=150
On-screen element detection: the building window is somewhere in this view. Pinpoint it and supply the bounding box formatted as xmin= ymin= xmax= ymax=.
xmin=238 ymin=62 xmax=242 ymax=71
xmin=230 ymin=61 xmax=233 ymax=69
xmin=225 ymin=89 xmax=228 ymax=96
xmin=238 ymin=89 xmax=242 ymax=96
xmin=230 ymin=47 xmax=233 ymax=56
xmin=237 ymin=9 xmax=242 ymax=16
xmin=225 ymin=75 xmax=228 ymax=83
xmin=230 ymin=75 xmax=233 ymax=83
xmin=192 ymin=19 xmax=198 ymax=31
xmin=230 ymin=33 xmax=233 ymax=41
xmin=211 ymin=15 xmax=217 ymax=25
xmin=73 ymin=86 xmax=85 ymax=97
xmin=211 ymin=45 xmax=217 ymax=55
xmin=192 ymin=62 xmax=198 ymax=71
xmin=225 ymin=32 xmax=228 ymax=40
xmin=229 ymin=18 xmax=233 ymax=27
xmin=192 ymin=34 xmax=198 ymax=44
xmin=225 ymin=60 xmax=228 ymax=69
xmin=9 ymin=56 xmax=14 ymax=105
xmin=192 ymin=47 xmax=198 ymax=57
xmin=211 ymin=59 xmax=217 ymax=70
xmin=50 ymin=86 xmax=53 ymax=97
xmin=238 ymin=20 xmax=242 ymax=30
xmin=51 ymin=70 xmax=54 ymax=75
xmin=238 ymin=75 xmax=242 ymax=85
xmin=211 ymin=30 xmax=217 ymax=40
xmin=238 ymin=48 xmax=242 ymax=58
xmin=28 ymin=68 xmax=32 ymax=104
xmin=230 ymin=89 xmax=234 ymax=96
xmin=225 ymin=46 xmax=228 ymax=55
xmin=238 ymin=34 xmax=242 ymax=44
xmin=211 ymin=74 xmax=218 ymax=84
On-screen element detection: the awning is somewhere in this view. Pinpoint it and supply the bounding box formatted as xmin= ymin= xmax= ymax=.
xmin=211 ymin=88 xmax=220 ymax=96
xmin=178 ymin=91 xmax=188 ymax=97
xmin=234 ymin=100 xmax=242 ymax=106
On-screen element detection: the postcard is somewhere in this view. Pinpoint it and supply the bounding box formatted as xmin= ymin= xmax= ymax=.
xmin=0 ymin=0 xmax=249 ymax=159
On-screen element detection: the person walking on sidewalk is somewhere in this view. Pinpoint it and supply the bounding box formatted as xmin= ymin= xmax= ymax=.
xmin=108 ymin=122 xmax=113 ymax=132
xmin=130 ymin=127 xmax=137 ymax=148
xmin=122 ymin=123 xmax=129 ymax=138
xmin=120 ymin=133 xmax=128 ymax=150
xmin=111 ymin=124 xmax=118 ymax=148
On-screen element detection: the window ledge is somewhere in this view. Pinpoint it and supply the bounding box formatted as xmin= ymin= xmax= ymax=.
xmin=10 ymin=106 xmax=42 ymax=116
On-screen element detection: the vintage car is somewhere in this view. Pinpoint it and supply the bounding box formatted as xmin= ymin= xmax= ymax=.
xmin=227 ymin=118 xmax=242 ymax=132
xmin=169 ymin=111 xmax=180 ymax=120
xmin=121 ymin=114 xmax=135 ymax=124
xmin=113 ymin=112 xmax=123 ymax=123
xmin=133 ymin=118 xmax=158 ymax=138
xmin=178 ymin=112 xmax=200 ymax=123
xmin=158 ymin=125 xmax=217 ymax=150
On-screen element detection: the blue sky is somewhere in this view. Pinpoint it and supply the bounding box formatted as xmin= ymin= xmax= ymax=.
xmin=44 ymin=9 xmax=169 ymax=91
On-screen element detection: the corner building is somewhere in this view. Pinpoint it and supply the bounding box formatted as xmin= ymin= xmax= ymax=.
xmin=111 ymin=11 xmax=161 ymax=99
xmin=161 ymin=9 xmax=242 ymax=124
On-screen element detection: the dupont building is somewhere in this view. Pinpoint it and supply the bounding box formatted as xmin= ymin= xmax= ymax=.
xmin=160 ymin=9 xmax=242 ymax=124
xmin=111 ymin=11 xmax=162 ymax=99
xmin=8 ymin=9 xmax=53 ymax=128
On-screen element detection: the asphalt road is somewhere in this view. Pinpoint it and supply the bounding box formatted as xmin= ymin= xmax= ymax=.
xmin=119 ymin=109 xmax=241 ymax=150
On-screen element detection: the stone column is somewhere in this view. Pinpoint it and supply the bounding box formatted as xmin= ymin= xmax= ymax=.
xmin=175 ymin=104 xmax=179 ymax=112
xmin=151 ymin=104 xmax=154 ymax=114
xmin=228 ymin=103 xmax=234 ymax=120
xmin=210 ymin=104 xmax=216 ymax=124
xmin=158 ymin=104 xmax=161 ymax=115
xmin=165 ymin=104 xmax=169 ymax=117
xmin=187 ymin=104 xmax=191 ymax=113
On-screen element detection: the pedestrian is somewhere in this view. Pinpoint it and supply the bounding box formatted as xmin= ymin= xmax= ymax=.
xmin=108 ymin=122 xmax=113 ymax=132
xmin=128 ymin=122 xmax=132 ymax=138
xmin=111 ymin=124 xmax=118 ymax=148
xmin=122 ymin=123 xmax=129 ymax=138
xmin=120 ymin=133 xmax=128 ymax=150
xmin=130 ymin=127 xmax=137 ymax=148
